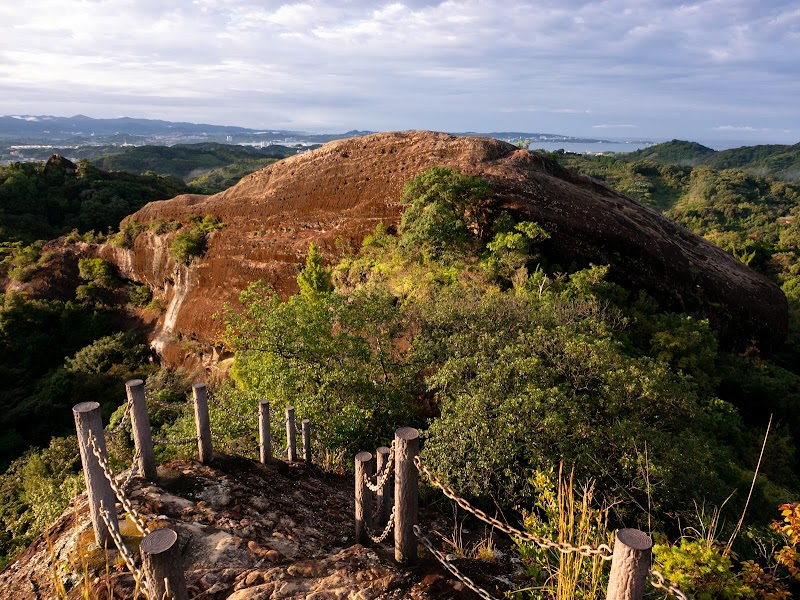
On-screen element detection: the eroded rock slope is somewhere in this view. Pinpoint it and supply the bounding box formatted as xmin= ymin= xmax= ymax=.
xmin=104 ymin=131 xmax=786 ymax=363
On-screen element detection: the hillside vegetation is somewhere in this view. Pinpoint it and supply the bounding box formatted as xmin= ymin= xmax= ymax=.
xmin=90 ymin=142 xmax=313 ymax=193
xmin=0 ymin=156 xmax=188 ymax=243
xmin=4 ymin=148 xmax=800 ymax=597
xmin=613 ymin=139 xmax=800 ymax=181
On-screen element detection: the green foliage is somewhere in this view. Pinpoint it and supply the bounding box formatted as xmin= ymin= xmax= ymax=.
xmin=417 ymin=277 xmax=725 ymax=520
xmin=90 ymin=142 xmax=295 ymax=187
xmin=483 ymin=218 xmax=550 ymax=283
xmin=128 ymin=283 xmax=152 ymax=306
xmin=622 ymin=140 xmax=717 ymax=166
xmin=169 ymin=227 xmax=207 ymax=265
xmin=398 ymin=166 xmax=492 ymax=262
xmin=297 ymin=242 xmax=333 ymax=297
xmin=653 ymin=540 xmax=755 ymax=600
xmin=111 ymin=220 xmax=147 ymax=248
xmin=0 ymin=241 xmax=47 ymax=282
xmin=0 ymin=158 xmax=188 ymax=243
xmin=65 ymin=331 xmax=150 ymax=376
xmin=516 ymin=469 xmax=610 ymax=600
xmin=77 ymin=258 xmax=116 ymax=287
xmin=167 ymin=215 xmax=224 ymax=265
xmin=0 ymin=435 xmax=83 ymax=570
xmin=222 ymin=281 xmax=418 ymax=457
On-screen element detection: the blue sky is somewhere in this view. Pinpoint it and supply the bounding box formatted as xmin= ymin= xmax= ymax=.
xmin=1 ymin=0 xmax=798 ymax=143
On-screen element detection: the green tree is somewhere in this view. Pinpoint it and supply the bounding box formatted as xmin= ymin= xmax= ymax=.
xmin=222 ymin=281 xmax=417 ymax=456
xmin=398 ymin=166 xmax=492 ymax=262
xmin=77 ymin=257 xmax=116 ymax=287
xmin=297 ymin=242 xmax=333 ymax=297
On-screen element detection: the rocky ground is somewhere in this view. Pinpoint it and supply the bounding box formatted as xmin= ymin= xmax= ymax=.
xmin=0 ymin=454 xmax=523 ymax=599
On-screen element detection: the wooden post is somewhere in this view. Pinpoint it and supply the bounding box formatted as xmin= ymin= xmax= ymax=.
xmin=126 ymin=379 xmax=156 ymax=481
xmin=192 ymin=382 xmax=213 ymax=464
xmin=286 ymin=406 xmax=297 ymax=463
xmin=355 ymin=451 xmax=373 ymax=545
xmin=606 ymin=528 xmax=653 ymax=600
xmin=394 ymin=427 xmax=419 ymax=564
xmin=140 ymin=528 xmax=189 ymax=600
xmin=73 ymin=402 xmax=119 ymax=547
xmin=376 ymin=445 xmax=393 ymax=527
xmin=302 ymin=418 xmax=311 ymax=465
xmin=258 ymin=400 xmax=271 ymax=464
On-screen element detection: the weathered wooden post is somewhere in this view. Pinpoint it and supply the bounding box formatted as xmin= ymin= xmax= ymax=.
xmin=286 ymin=406 xmax=297 ymax=462
xmin=192 ymin=382 xmax=213 ymax=464
xmin=258 ymin=400 xmax=271 ymax=464
xmin=140 ymin=528 xmax=189 ymax=600
xmin=355 ymin=451 xmax=373 ymax=545
xmin=376 ymin=445 xmax=393 ymax=527
xmin=302 ymin=418 xmax=311 ymax=465
xmin=73 ymin=402 xmax=119 ymax=547
xmin=394 ymin=427 xmax=419 ymax=564
xmin=606 ymin=528 xmax=653 ymax=600
xmin=126 ymin=379 xmax=157 ymax=481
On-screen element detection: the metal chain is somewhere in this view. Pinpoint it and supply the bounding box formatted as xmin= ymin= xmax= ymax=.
xmin=106 ymin=401 xmax=132 ymax=438
xmin=123 ymin=447 xmax=141 ymax=490
xmin=366 ymin=503 xmax=396 ymax=544
xmin=414 ymin=524 xmax=499 ymax=600
xmin=87 ymin=432 xmax=150 ymax=535
xmin=152 ymin=436 xmax=198 ymax=446
xmin=650 ymin=569 xmax=691 ymax=600
xmin=145 ymin=390 xmax=192 ymax=412
xmin=98 ymin=502 xmax=150 ymax=600
xmin=414 ymin=456 xmax=613 ymax=561
xmin=210 ymin=428 xmax=258 ymax=460
xmin=363 ymin=442 xmax=395 ymax=493
xmin=208 ymin=389 xmax=258 ymax=421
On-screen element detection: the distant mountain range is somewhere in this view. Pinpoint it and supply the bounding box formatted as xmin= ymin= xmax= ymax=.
xmin=0 ymin=114 xmax=620 ymax=146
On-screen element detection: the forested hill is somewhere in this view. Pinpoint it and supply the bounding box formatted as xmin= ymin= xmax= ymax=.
xmin=619 ymin=139 xmax=800 ymax=180
xmin=621 ymin=139 xmax=716 ymax=165
xmin=90 ymin=142 xmax=311 ymax=192
xmin=0 ymin=155 xmax=189 ymax=243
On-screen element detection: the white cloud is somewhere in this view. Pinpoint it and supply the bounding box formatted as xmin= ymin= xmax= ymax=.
xmin=593 ymin=124 xmax=638 ymax=129
xmin=0 ymin=0 xmax=797 ymax=141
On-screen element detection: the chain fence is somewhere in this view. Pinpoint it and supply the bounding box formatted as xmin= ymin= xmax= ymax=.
xmin=650 ymin=570 xmax=691 ymax=600
xmin=210 ymin=427 xmax=259 ymax=461
xmin=105 ymin=400 xmax=132 ymax=439
xmin=98 ymin=502 xmax=149 ymax=600
xmin=363 ymin=442 xmax=395 ymax=494
xmin=414 ymin=456 xmax=613 ymax=560
xmin=208 ymin=389 xmax=258 ymax=421
xmin=151 ymin=435 xmax=198 ymax=446
xmin=414 ymin=524 xmax=499 ymax=600
xmin=366 ymin=503 xmax=397 ymax=544
xmin=87 ymin=432 xmax=150 ymax=535
xmin=414 ymin=456 xmax=694 ymax=600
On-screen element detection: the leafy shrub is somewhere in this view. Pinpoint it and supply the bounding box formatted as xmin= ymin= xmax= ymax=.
xmin=77 ymin=257 xmax=116 ymax=288
xmin=653 ymin=539 xmax=755 ymax=600
xmin=65 ymin=331 xmax=150 ymax=376
xmin=168 ymin=214 xmax=224 ymax=265
xmin=128 ymin=283 xmax=152 ymax=306
xmin=111 ymin=220 xmax=147 ymax=248
xmin=168 ymin=227 xmax=207 ymax=265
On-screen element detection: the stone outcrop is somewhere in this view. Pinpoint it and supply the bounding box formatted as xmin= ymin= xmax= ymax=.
xmin=101 ymin=131 xmax=785 ymax=364
xmin=0 ymin=456 xmax=515 ymax=599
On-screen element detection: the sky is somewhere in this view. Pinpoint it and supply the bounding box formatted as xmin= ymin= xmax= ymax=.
xmin=1 ymin=0 xmax=799 ymax=143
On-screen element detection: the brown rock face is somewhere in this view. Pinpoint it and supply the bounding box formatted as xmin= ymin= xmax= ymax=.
xmin=108 ymin=131 xmax=786 ymax=364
